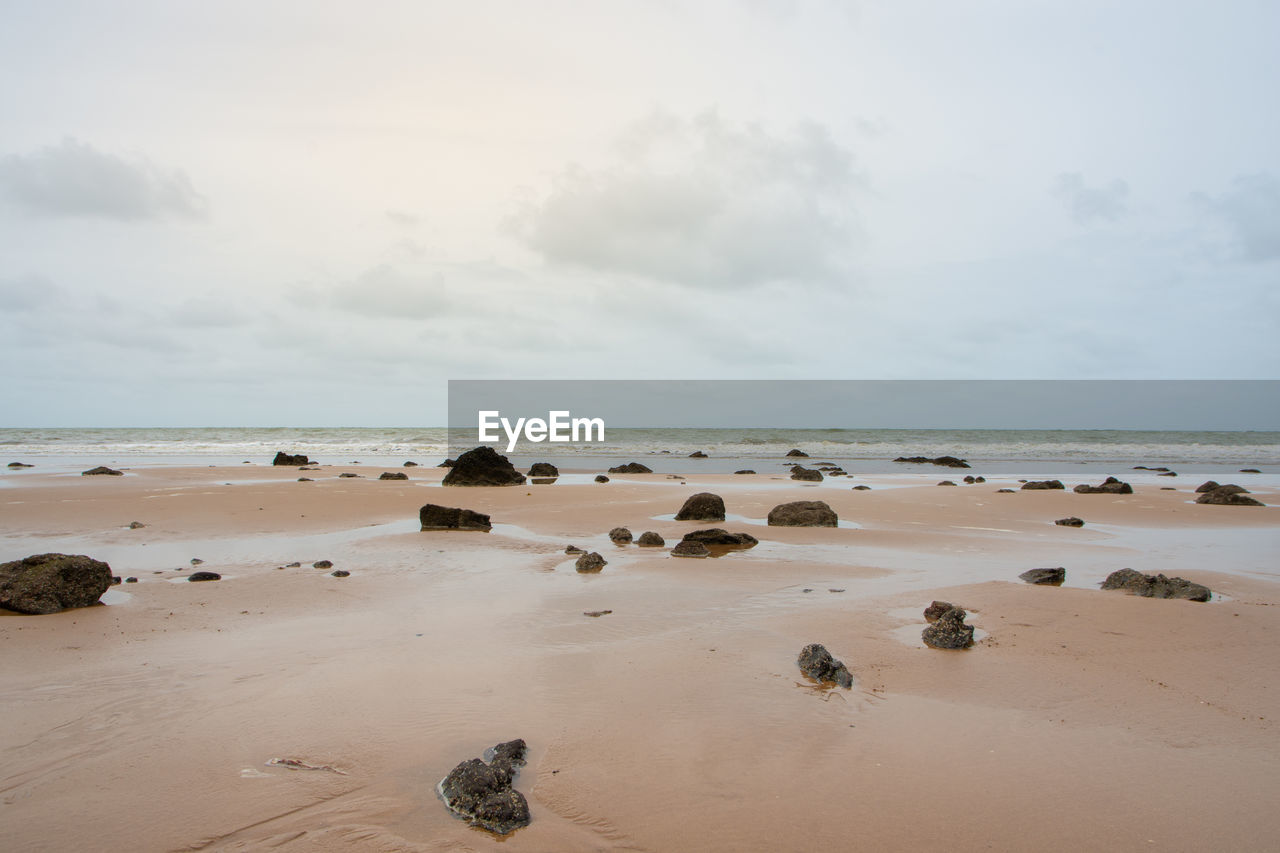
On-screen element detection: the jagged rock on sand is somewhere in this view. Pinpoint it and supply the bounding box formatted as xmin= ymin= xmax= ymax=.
xmin=584 ymin=610 xmax=612 ymax=617
xmin=734 ymin=469 xmax=756 ymax=475
xmin=528 ymin=462 xmax=559 ymax=477
xmin=442 ymin=446 xmax=526 ymax=486
xmin=338 ymin=472 xmax=361 ymax=478
xmin=564 ymin=545 xmax=585 ymax=555
xmin=767 ymin=500 xmax=838 ymax=527
xmin=937 ymin=480 xmax=957 ymax=486
xmin=893 ymin=455 xmax=971 ymax=468
xmin=312 ymin=560 xmax=333 ymax=569
xmin=608 ymin=462 xmax=653 ymax=474
xmin=1019 ymin=567 xmax=1066 ymax=585
xmin=796 ymin=643 xmax=853 ymax=688
xmin=0 ymin=553 xmax=114 ymax=614
xmin=1100 ymin=568 xmax=1211 ymax=601
xmin=404 ymin=461 xmax=419 ymax=467
xmin=82 ymin=466 xmax=123 ymax=476
xmin=438 ymin=739 xmax=530 ymax=835
xmin=1020 ymin=480 xmax=1065 ymax=490
xmin=996 ymin=488 xmax=1016 ymax=493
xmin=128 ymin=521 xmax=145 ymax=529
xmin=680 ymin=529 xmax=759 ymax=549
xmin=785 ymin=449 xmax=809 ymax=457
xmin=1074 ymin=476 xmax=1133 ymax=494
xmin=1196 ymin=486 xmax=1264 ymax=506
xmin=1240 ymin=468 xmax=1261 ymax=473
xmin=852 ymin=485 xmax=871 ymax=490
xmin=688 ymin=451 xmax=708 ymax=458
xmin=609 ymin=527 xmax=633 ymax=544
xmin=790 ymin=466 xmax=824 ymax=481
xmin=575 ymin=552 xmax=607 ymax=572
xmin=419 ymin=504 xmax=493 ymax=532
xmin=188 ymin=571 xmax=221 ymax=582
xmin=271 ymin=452 xmax=311 ymax=466
xmin=1055 ymin=517 xmax=1085 ymax=527
xmin=594 ymin=474 xmax=610 ymax=483
xmin=922 ymin=607 xmax=975 ymax=649
xmin=670 ymin=540 xmax=711 ymax=558
xmin=331 ymin=570 xmax=350 ymax=577
xmin=675 ymin=492 xmax=726 ymax=521
xmin=438 ymin=458 xmax=455 ymax=468
xmin=636 ymin=531 xmax=665 ymax=547
xmin=379 ymin=471 xmax=408 ymax=480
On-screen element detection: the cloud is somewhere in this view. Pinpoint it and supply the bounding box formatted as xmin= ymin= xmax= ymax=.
xmin=510 ymin=112 xmax=864 ymax=288
xmin=329 ymin=264 xmax=452 ymax=318
xmin=385 ymin=210 xmax=420 ymax=227
xmin=0 ymin=138 xmax=207 ymax=221
xmin=168 ymin=298 xmax=250 ymax=329
xmin=0 ymin=273 xmax=61 ymax=311
xmin=1193 ymin=173 xmax=1280 ymax=262
xmin=1053 ymin=172 xmax=1129 ymax=225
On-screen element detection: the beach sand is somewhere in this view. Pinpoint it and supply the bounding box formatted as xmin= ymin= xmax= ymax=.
xmin=2 ymin=464 xmax=1278 ymax=851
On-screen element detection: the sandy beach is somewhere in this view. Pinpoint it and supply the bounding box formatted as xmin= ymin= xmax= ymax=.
xmin=2 ymin=460 xmax=1278 ymax=851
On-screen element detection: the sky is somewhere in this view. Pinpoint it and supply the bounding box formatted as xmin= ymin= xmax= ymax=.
xmin=1 ymin=0 xmax=1277 ymax=426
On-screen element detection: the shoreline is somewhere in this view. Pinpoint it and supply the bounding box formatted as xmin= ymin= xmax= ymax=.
xmin=2 ymin=461 xmax=1278 ymax=850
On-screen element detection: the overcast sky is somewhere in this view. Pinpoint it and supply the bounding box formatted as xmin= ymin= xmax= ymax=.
xmin=2 ymin=0 xmax=1277 ymax=426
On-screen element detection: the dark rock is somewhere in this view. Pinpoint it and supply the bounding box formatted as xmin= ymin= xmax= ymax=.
xmin=1073 ymin=476 xmax=1133 ymax=494
xmin=379 ymin=471 xmax=409 ymax=480
xmin=583 ymin=610 xmax=612 ymax=617
xmin=191 ymin=558 xmax=204 ymax=565
xmin=1021 ymin=480 xmax=1065 ymax=490
xmin=675 ymin=492 xmax=726 ymax=522
xmin=963 ymin=476 xmax=976 ymax=484
xmin=852 ymin=485 xmax=871 ymax=490
xmin=575 ymin=552 xmax=607 ymax=573
xmin=128 ymin=521 xmax=145 ymax=529
xmin=937 ymin=480 xmax=957 ymax=486
xmin=439 ymin=739 xmax=530 ymax=835
xmin=7 ymin=462 xmax=33 ymax=468
xmin=110 ymin=576 xmax=121 ymax=585
xmin=1133 ymin=466 xmax=1171 ymax=472
xmin=608 ymin=462 xmax=653 ymax=474
xmin=564 ymin=545 xmax=585 ymax=555
xmin=1055 ymin=517 xmax=1085 ymax=527
xmin=796 ymin=643 xmax=853 ymax=688
xmin=609 ymin=527 xmax=633 ymax=544
xmin=1019 ymin=567 xmax=1066 ymax=585
xmin=1240 ymin=468 xmax=1261 ymax=473
xmin=636 ymin=531 xmax=665 ymax=547
xmin=404 ymin=461 xmax=419 ymax=467
xmin=331 ymin=570 xmax=350 ymax=578
xmin=528 ymin=462 xmax=559 ymax=477
xmin=82 ymin=466 xmax=123 ymax=476
xmin=789 ymin=466 xmax=824 ymax=482
xmin=1194 ymin=480 xmax=1221 ymax=493
xmin=419 ymin=504 xmax=493 ymax=532
xmin=1100 ymin=569 xmax=1211 ymax=601
xmin=680 ymin=529 xmax=759 ymax=549
xmin=1196 ymin=488 xmax=1264 ymax=506
xmin=922 ymin=607 xmax=975 ymax=649
xmin=594 ymin=474 xmax=610 ymax=483
xmin=272 ymin=452 xmax=311 ymax=466
xmin=124 ymin=577 xmax=137 ymax=583
xmin=312 ymin=560 xmax=333 ymax=569
xmin=923 ymin=600 xmax=955 ymax=623
xmin=530 ymin=477 xmax=557 ymax=485
xmin=442 ymin=446 xmax=526 ymax=487
xmin=1158 ymin=471 xmax=1178 ymax=477
xmin=1160 ymin=487 xmax=1177 ymax=491
xmin=338 ymin=472 xmax=362 ymax=478
xmin=767 ymin=500 xmax=837 ymax=527
xmin=188 ymin=571 xmax=222 ymax=582
xmin=893 ymin=455 xmax=970 ymax=468
xmin=785 ymin=449 xmax=809 ymax=457
xmin=0 ymin=553 xmax=114 ymax=614
xmin=438 ymin=458 xmax=455 ymax=468
xmin=688 ymin=451 xmax=708 ymax=458
xmin=670 ymin=540 xmax=710 ymax=558
xmin=996 ymin=488 xmax=1016 ymax=493
xmin=975 ymin=476 xmax=986 ymax=483
xmin=298 ymin=477 xmax=313 ymax=482
xmin=734 ymin=469 xmax=756 ymax=475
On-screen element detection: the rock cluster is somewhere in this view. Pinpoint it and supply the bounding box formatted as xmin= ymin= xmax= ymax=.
xmin=438 ymin=739 xmax=531 ymax=835
xmin=789 ymin=466 xmax=823 ymax=481
xmin=893 ymin=455 xmax=970 ymax=468
xmin=379 ymin=471 xmax=408 ymax=480
xmin=272 ymin=452 xmax=311 ymax=466
xmin=1073 ymin=477 xmax=1133 ymax=494
xmin=608 ymin=462 xmax=653 ymax=474
xmin=1195 ymin=484 xmax=1263 ymax=506
xmin=1100 ymin=569 xmax=1211 ymax=601
xmin=922 ymin=606 xmax=975 ymax=649
xmin=1020 ymin=480 xmax=1065 ymax=490
xmin=785 ymin=449 xmax=809 ymax=457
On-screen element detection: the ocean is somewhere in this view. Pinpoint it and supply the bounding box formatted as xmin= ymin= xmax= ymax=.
xmin=1 ymin=427 xmax=1277 ymax=477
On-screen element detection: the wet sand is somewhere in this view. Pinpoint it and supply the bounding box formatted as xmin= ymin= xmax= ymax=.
xmin=2 ymin=464 xmax=1278 ymax=851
